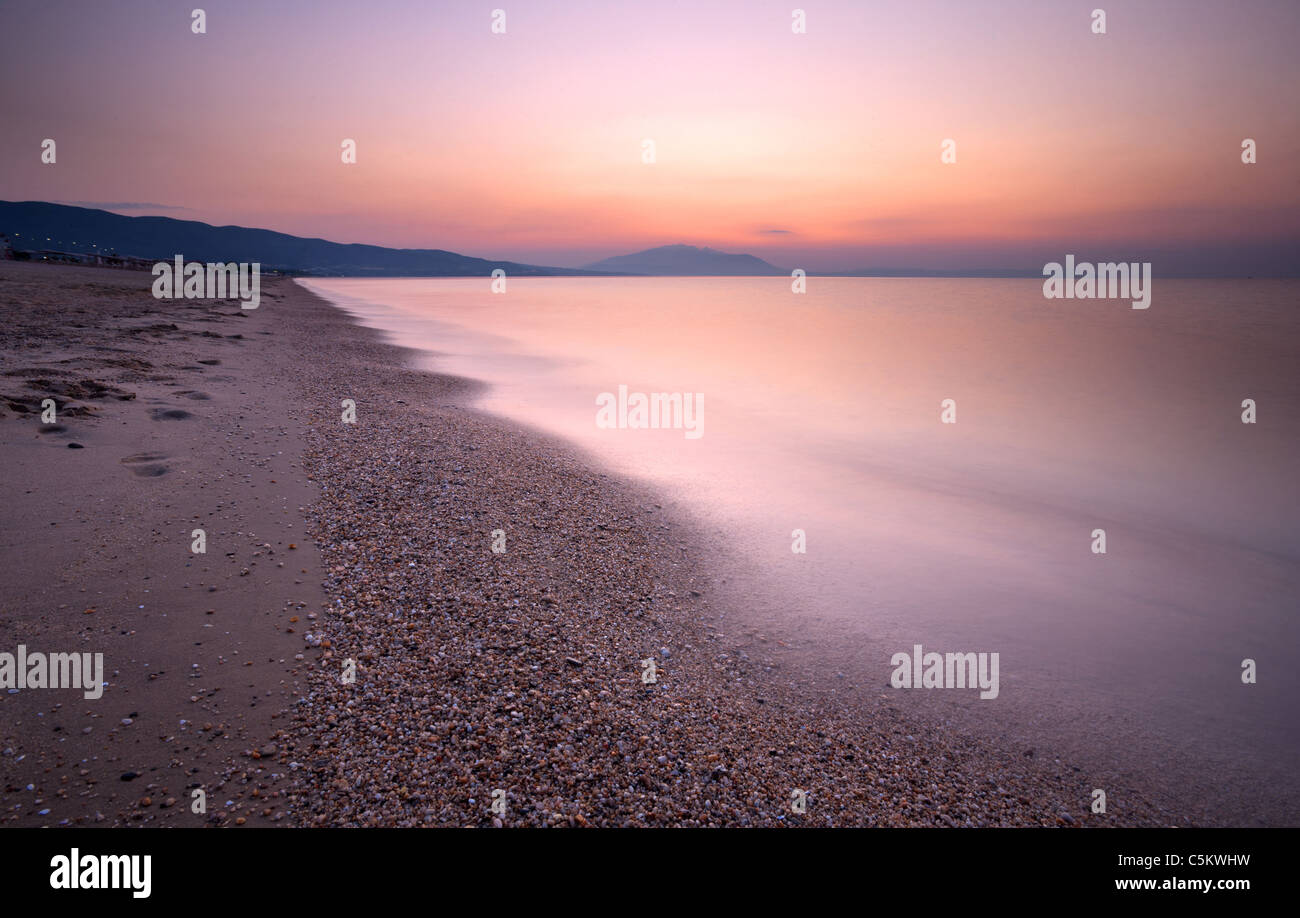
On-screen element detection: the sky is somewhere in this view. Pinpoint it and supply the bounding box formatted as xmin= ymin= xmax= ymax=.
xmin=1 ymin=0 xmax=1298 ymax=273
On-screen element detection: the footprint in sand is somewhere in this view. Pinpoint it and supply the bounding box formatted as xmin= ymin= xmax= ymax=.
xmin=119 ymin=453 xmax=170 ymax=477
xmin=149 ymin=408 xmax=193 ymax=421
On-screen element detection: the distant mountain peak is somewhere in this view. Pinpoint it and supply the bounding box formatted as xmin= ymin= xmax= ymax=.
xmin=645 ymin=244 xmax=719 ymax=254
xmin=583 ymin=244 xmax=783 ymax=276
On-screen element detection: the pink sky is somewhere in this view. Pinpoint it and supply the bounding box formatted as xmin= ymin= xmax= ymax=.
xmin=1 ymin=0 xmax=1297 ymax=271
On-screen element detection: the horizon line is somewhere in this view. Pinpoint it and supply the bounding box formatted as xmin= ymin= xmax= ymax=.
xmin=3 ymin=200 xmax=1297 ymax=279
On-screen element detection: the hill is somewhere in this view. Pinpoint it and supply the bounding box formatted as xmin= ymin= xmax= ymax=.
xmin=583 ymin=244 xmax=784 ymax=276
xmin=0 ymin=201 xmax=595 ymax=277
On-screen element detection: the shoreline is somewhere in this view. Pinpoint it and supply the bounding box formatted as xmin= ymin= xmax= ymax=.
xmin=2 ymin=261 xmax=1189 ymax=826
xmin=302 ymin=277 xmax=1296 ymax=828
xmin=273 ymin=277 xmax=1178 ymax=827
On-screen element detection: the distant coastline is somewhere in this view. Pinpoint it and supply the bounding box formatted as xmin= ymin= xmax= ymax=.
xmin=3 ymin=201 xmax=1293 ymax=280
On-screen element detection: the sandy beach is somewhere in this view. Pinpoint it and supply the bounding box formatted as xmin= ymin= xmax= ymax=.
xmin=1 ymin=261 xmax=1186 ymax=827
xmin=0 ymin=261 xmax=322 ymax=825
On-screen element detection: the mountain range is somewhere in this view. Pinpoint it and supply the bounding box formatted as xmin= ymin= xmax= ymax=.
xmin=0 ymin=201 xmax=596 ymax=277
xmin=1 ymin=201 xmax=1037 ymax=277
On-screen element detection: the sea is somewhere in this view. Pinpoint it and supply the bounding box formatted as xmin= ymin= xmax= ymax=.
xmin=301 ymin=276 xmax=1300 ymax=825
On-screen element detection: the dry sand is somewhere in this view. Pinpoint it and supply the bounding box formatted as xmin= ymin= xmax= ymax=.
xmin=0 ymin=261 xmax=322 ymax=826
xmin=1 ymin=261 xmax=1178 ymax=827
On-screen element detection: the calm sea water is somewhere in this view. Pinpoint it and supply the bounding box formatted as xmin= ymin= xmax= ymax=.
xmin=302 ymin=276 xmax=1300 ymax=823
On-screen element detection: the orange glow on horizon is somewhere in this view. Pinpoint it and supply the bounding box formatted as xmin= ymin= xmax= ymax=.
xmin=1 ymin=0 xmax=1296 ymax=270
